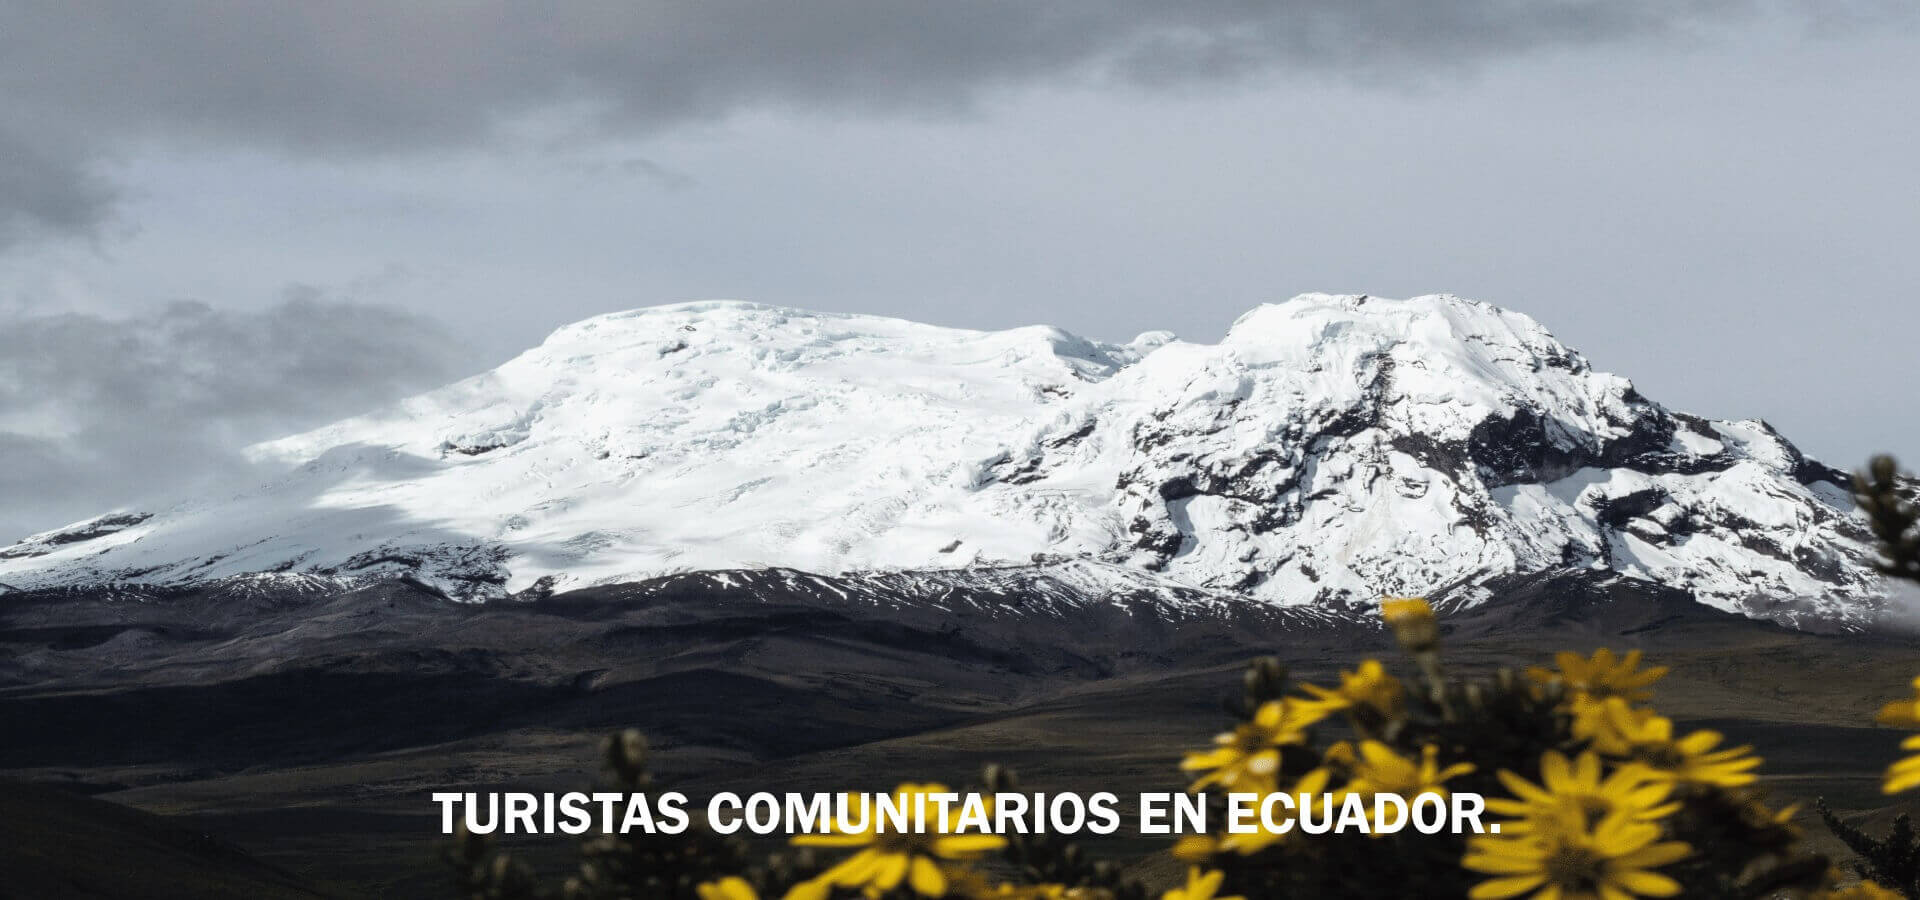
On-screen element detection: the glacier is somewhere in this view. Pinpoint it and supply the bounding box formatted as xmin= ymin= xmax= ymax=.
xmin=0 ymin=293 xmax=1882 ymax=627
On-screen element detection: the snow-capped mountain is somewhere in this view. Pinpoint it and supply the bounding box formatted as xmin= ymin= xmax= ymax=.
xmin=0 ymin=294 xmax=1882 ymax=626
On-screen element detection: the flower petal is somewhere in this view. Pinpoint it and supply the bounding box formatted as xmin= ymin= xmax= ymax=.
xmin=1468 ymin=875 xmax=1547 ymax=899
xmin=907 ymin=856 xmax=946 ymax=897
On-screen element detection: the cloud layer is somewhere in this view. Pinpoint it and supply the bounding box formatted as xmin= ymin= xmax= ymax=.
xmin=0 ymin=296 xmax=462 ymax=541
xmin=0 ymin=130 xmax=117 ymax=249
xmin=2 ymin=0 xmax=1904 ymax=249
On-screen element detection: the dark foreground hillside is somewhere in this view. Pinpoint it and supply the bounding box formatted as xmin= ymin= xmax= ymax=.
xmin=2 ymin=573 xmax=1916 ymax=896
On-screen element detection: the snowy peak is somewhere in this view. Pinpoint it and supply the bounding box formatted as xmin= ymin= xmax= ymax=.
xmin=1219 ymin=294 xmax=1634 ymax=454
xmin=0 ymin=294 xmax=1881 ymax=628
xmin=983 ymin=295 xmax=1869 ymax=621
xmin=256 ymin=301 xmax=1151 ymax=464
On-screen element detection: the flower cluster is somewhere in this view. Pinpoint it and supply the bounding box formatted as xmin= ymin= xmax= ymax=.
xmin=1469 ymin=631 xmax=1818 ymax=899
xmin=445 ymin=597 xmax=1913 ymax=900
xmin=782 ymin=784 xmax=1008 ymax=900
xmin=1163 ymin=599 xmax=1888 ymax=900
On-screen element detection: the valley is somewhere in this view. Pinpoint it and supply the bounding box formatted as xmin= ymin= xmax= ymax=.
xmin=2 ymin=575 xmax=1916 ymax=896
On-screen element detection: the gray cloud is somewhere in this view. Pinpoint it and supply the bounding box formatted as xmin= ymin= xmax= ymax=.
xmin=0 ymin=295 xmax=463 ymax=542
xmin=562 ymin=157 xmax=698 ymax=191
xmin=0 ymin=129 xmax=117 ymax=248
xmin=0 ymin=0 xmax=1907 ymax=247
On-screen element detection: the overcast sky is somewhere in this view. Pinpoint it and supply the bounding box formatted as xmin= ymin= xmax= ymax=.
xmin=2 ymin=2 xmax=1917 ymax=540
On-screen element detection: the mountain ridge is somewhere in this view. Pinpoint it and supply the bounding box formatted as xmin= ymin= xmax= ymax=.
xmin=0 ymin=293 xmax=1883 ymax=628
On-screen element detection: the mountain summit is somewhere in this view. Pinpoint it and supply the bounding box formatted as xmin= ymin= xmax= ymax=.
xmin=0 ymin=294 xmax=1881 ymax=626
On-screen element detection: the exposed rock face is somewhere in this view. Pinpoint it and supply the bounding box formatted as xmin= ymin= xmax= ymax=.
xmin=0 ymin=294 xmax=1882 ymax=627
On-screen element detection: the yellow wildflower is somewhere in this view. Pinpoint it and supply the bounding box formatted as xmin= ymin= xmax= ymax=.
xmin=1875 ymin=676 xmax=1920 ymax=793
xmin=698 ymin=876 xmax=759 ymax=900
xmin=1528 ymin=649 xmax=1668 ymax=704
xmin=1162 ymin=867 xmax=1244 ymax=900
xmin=939 ymin=870 xmax=1056 ymax=899
xmin=1170 ymin=833 xmax=1219 ymax=862
xmin=1181 ymin=697 xmax=1327 ymax=791
xmin=1380 ymin=596 xmax=1439 ymax=652
xmin=1818 ymin=882 xmax=1905 ymax=900
xmin=1463 ymin=813 xmax=1690 ymax=900
xmin=1300 ymin=659 xmax=1404 ymax=718
xmin=1486 ymin=750 xmax=1677 ymax=836
xmin=1883 ymin=734 xmax=1920 ymax=794
xmin=1216 ymin=767 xmax=1333 ymax=856
xmin=1341 ymin=741 xmax=1473 ymax=800
xmin=1876 ymin=675 xmax=1920 ymax=727
xmin=971 ymin=881 xmax=1072 ymax=899
xmin=1320 ymin=740 xmax=1358 ymax=773
xmin=785 ymin=783 xmax=1006 ymax=900
xmin=1579 ymin=698 xmax=1761 ymax=789
xmin=1568 ymin=695 xmax=1624 ymax=745
xmin=1303 ymin=742 xmax=1471 ymax=841
xmin=1732 ymin=797 xmax=1800 ymax=835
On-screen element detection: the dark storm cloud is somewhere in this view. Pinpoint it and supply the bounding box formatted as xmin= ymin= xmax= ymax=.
xmin=0 ymin=0 xmax=1906 ymax=246
xmin=0 ymin=130 xmax=117 ymax=248
xmin=0 ymin=296 xmax=462 ymax=541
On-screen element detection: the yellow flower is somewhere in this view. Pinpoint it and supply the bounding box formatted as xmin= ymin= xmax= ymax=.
xmin=1463 ymin=812 xmax=1690 ymax=900
xmin=785 ymin=783 xmax=1006 ymax=900
xmin=938 ymin=870 xmax=1067 ymax=899
xmin=1342 ymin=741 xmax=1473 ymax=800
xmin=1216 ymin=767 xmax=1333 ymax=856
xmin=1380 ymin=596 xmax=1439 ymax=651
xmin=1818 ymin=882 xmax=1905 ymax=900
xmin=1883 ymin=734 xmax=1920 ymax=794
xmin=1486 ymin=750 xmax=1677 ymax=836
xmin=1528 ymin=649 xmax=1668 ymax=704
xmin=698 ymin=876 xmax=759 ymax=900
xmin=1877 ymin=675 xmax=1920 ymax=727
xmin=1181 ymin=698 xmax=1327 ymax=791
xmin=972 ymin=882 xmax=1072 ymax=899
xmin=1320 ymin=740 xmax=1358 ymax=772
xmin=1567 ymin=696 xmax=1625 ymax=745
xmin=1875 ymin=676 xmax=1920 ymax=794
xmin=1162 ymin=867 xmax=1244 ymax=900
xmin=1731 ymin=797 xmax=1800 ymax=837
xmin=1170 ymin=833 xmax=1219 ymax=862
xmin=1300 ymin=659 xmax=1404 ymax=718
xmin=1291 ymin=742 xmax=1471 ymax=842
xmin=1577 ymin=698 xmax=1761 ymax=789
